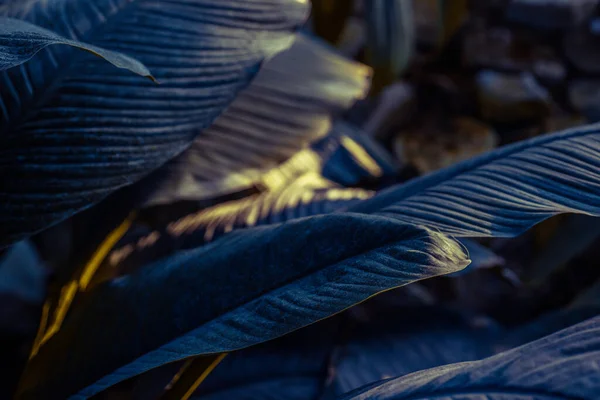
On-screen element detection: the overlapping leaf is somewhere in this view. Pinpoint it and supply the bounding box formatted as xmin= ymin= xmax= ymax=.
xmin=106 ymin=124 xmax=397 ymax=275
xmin=189 ymin=321 xmax=340 ymax=400
xmin=341 ymin=315 xmax=600 ymax=400
xmin=0 ymin=17 xmax=152 ymax=78
xmin=19 ymin=214 xmax=469 ymax=399
xmin=142 ymin=33 xmax=372 ymax=207
xmin=0 ymin=0 xmax=308 ymax=249
xmin=326 ymin=307 xmax=498 ymax=397
xmin=349 ymin=124 xmax=600 ymax=237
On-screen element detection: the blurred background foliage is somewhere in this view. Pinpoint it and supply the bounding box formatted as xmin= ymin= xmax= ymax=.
xmin=2 ymin=0 xmax=600 ymax=398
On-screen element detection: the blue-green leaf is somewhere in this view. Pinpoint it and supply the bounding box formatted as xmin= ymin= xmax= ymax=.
xmin=142 ymin=33 xmax=371 ymax=207
xmin=19 ymin=214 xmax=469 ymax=399
xmin=349 ymin=124 xmax=600 ymax=237
xmin=0 ymin=0 xmax=307 ymax=249
xmin=340 ymin=315 xmax=600 ymax=400
xmin=0 ymin=17 xmax=152 ymax=79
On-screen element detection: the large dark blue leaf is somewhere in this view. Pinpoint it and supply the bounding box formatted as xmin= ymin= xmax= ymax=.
xmin=349 ymin=124 xmax=600 ymax=237
xmin=142 ymin=33 xmax=371 ymax=207
xmin=325 ymin=307 xmax=499 ymax=397
xmin=0 ymin=0 xmax=307 ymax=249
xmin=18 ymin=214 xmax=469 ymax=399
xmin=107 ymin=173 xmax=373 ymax=275
xmin=0 ymin=17 xmax=152 ymax=78
xmin=340 ymin=315 xmax=600 ymax=400
xmin=189 ymin=321 xmax=340 ymax=400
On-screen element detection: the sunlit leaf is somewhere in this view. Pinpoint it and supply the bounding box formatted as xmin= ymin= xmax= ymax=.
xmin=142 ymin=33 xmax=371 ymax=207
xmin=106 ymin=173 xmax=374 ymax=278
xmin=313 ymin=122 xmax=399 ymax=187
xmin=349 ymin=124 xmax=600 ymax=237
xmin=19 ymin=214 xmax=469 ymax=399
xmin=0 ymin=0 xmax=307 ymax=249
xmin=340 ymin=315 xmax=600 ymax=400
xmin=0 ymin=17 xmax=153 ymax=80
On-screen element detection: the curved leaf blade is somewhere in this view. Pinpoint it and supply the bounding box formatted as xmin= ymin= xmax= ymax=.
xmin=190 ymin=321 xmax=340 ymax=400
xmin=19 ymin=214 xmax=469 ymax=399
xmin=0 ymin=0 xmax=307 ymax=249
xmin=108 ymin=173 xmax=373 ymax=275
xmin=349 ymin=124 xmax=600 ymax=237
xmin=0 ymin=17 xmax=153 ymax=80
xmin=142 ymin=33 xmax=371 ymax=206
xmin=340 ymin=315 xmax=600 ymax=400
xmin=327 ymin=307 xmax=498 ymax=397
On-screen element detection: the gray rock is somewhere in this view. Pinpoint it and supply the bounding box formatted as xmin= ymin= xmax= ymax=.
xmin=476 ymin=70 xmax=552 ymax=123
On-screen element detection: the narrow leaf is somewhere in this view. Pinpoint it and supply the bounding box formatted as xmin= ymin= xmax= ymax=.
xmin=341 ymin=315 xmax=600 ymax=400
xmin=349 ymin=124 xmax=600 ymax=237
xmin=19 ymin=214 xmax=469 ymax=399
xmin=0 ymin=0 xmax=307 ymax=248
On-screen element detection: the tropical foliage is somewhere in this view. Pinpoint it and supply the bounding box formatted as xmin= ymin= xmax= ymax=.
xmin=1 ymin=1 xmax=599 ymax=399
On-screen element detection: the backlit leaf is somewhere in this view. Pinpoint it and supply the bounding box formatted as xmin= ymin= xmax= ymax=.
xmin=142 ymin=33 xmax=371 ymax=207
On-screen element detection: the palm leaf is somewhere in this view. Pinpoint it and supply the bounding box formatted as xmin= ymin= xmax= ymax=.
xmin=340 ymin=315 xmax=600 ymax=400
xmin=0 ymin=17 xmax=152 ymax=79
xmin=18 ymin=214 xmax=469 ymax=399
xmin=142 ymin=33 xmax=371 ymax=207
xmin=349 ymin=124 xmax=600 ymax=237
xmin=0 ymin=0 xmax=307 ymax=249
